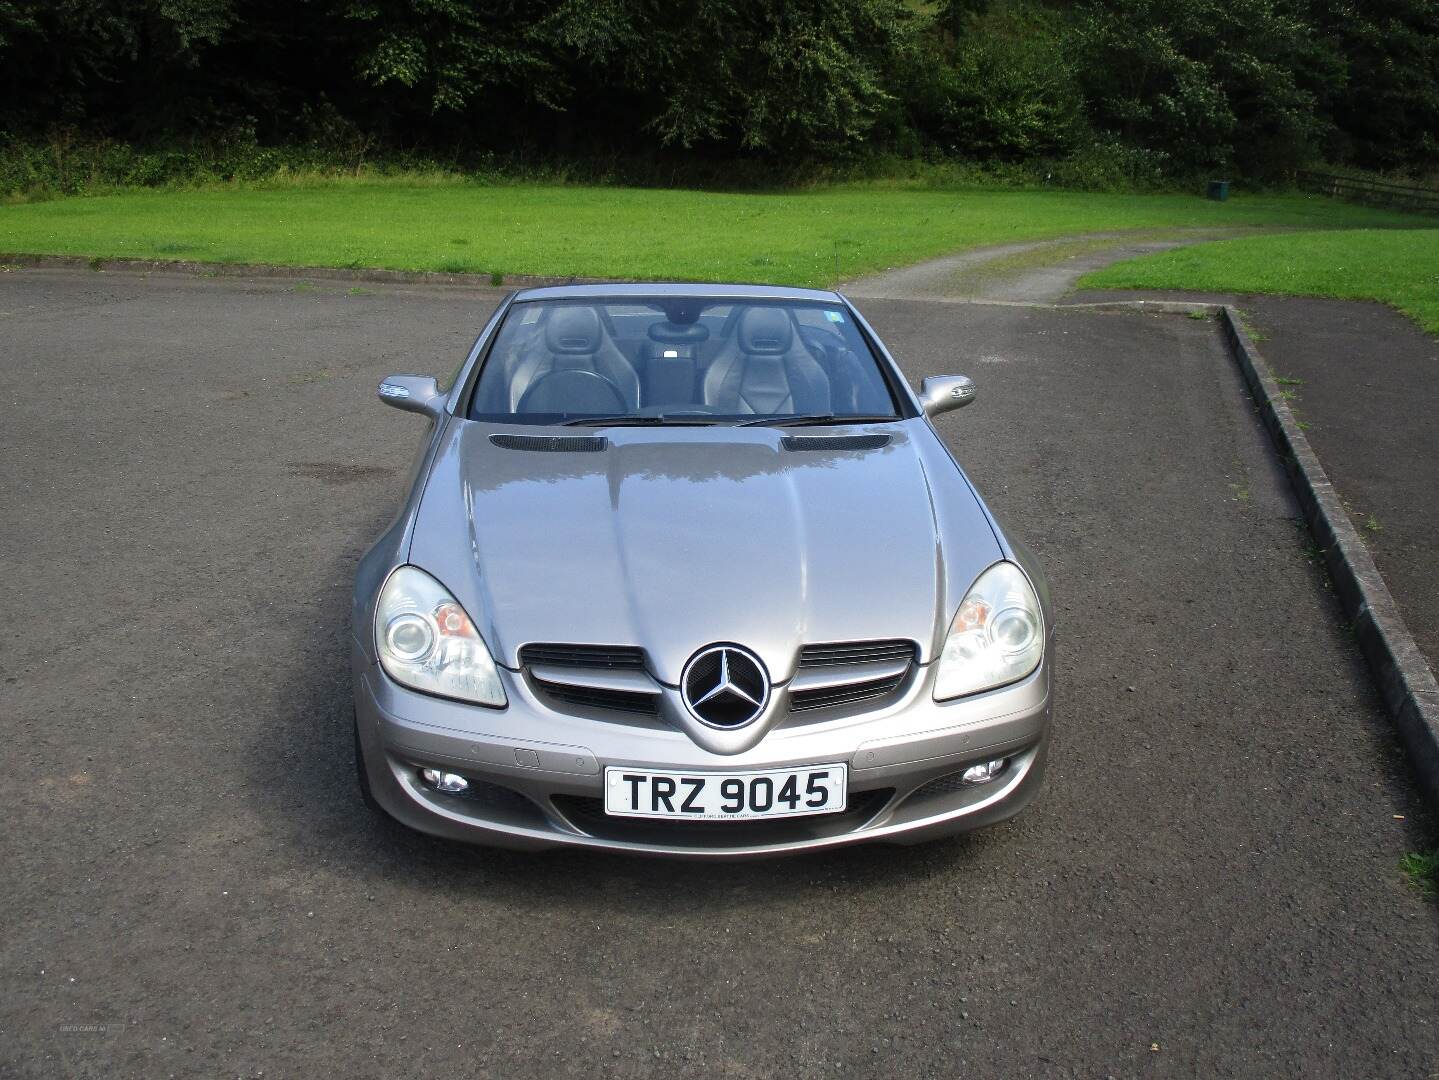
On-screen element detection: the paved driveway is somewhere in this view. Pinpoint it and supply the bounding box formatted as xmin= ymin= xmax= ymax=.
xmin=2 ymin=270 xmax=1435 ymax=1078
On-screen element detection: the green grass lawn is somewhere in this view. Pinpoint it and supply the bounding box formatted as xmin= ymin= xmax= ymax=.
xmin=1081 ymin=228 xmax=1439 ymax=334
xmin=0 ymin=178 xmax=1418 ymax=288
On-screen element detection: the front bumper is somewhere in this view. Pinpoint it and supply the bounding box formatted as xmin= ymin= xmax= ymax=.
xmin=352 ymin=637 xmax=1052 ymax=858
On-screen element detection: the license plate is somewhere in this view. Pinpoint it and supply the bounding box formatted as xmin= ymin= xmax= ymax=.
xmin=603 ymin=764 xmax=848 ymax=821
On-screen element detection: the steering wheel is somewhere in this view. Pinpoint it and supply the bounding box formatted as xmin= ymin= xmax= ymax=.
xmin=798 ymin=324 xmax=845 ymax=359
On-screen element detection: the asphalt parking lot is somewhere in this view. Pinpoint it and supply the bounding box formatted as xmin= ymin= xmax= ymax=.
xmin=3 ymin=268 xmax=1436 ymax=1078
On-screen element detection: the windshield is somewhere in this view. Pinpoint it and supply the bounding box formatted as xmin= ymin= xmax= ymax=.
xmin=467 ymin=298 xmax=903 ymax=425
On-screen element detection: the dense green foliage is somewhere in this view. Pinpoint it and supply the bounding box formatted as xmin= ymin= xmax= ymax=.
xmin=1073 ymin=0 xmax=1439 ymax=176
xmin=1 ymin=0 xmax=1436 ymax=185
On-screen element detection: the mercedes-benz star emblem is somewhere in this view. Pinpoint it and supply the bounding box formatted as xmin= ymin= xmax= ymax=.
xmin=681 ymin=645 xmax=770 ymax=728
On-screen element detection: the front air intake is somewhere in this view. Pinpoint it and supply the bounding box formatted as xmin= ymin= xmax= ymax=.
xmin=489 ymin=434 xmax=608 ymax=452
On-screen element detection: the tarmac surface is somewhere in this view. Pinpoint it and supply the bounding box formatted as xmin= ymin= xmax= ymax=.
xmin=2 ymin=268 xmax=1437 ymax=1078
xmin=1243 ymin=295 xmax=1439 ymax=674
xmin=1068 ymin=288 xmax=1439 ymax=680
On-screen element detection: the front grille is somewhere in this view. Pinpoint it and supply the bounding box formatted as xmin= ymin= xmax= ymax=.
xmin=550 ymin=788 xmax=894 ymax=847
xmin=519 ymin=644 xmax=645 ymax=669
xmin=789 ymin=640 xmax=916 ymax=713
xmin=520 ymin=643 xmax=657 ymax=714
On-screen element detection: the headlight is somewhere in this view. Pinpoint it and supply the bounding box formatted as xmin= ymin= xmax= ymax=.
xmin=934 ymin=561 xmax=1044 ymax=701
xmin=374 ymin=566 xmax=506 ymax=707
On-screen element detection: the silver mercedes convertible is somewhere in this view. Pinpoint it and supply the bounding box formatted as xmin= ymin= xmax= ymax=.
xmin=352 ymin=284 xmax=1053 ymax=857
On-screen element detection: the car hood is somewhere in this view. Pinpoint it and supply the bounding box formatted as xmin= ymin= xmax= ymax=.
xmin=407 ymin=420 xmax=1003 ymax=685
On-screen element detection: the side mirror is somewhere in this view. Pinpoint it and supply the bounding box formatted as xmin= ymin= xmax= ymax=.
xmin=919 ymin=375 xmax=977 ymax=418
xmin=378 ymin=374 xmax=444 ymax=419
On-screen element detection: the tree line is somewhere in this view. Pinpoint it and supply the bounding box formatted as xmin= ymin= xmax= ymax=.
xmin=1 ymin=0 xmax=1435 ymax=183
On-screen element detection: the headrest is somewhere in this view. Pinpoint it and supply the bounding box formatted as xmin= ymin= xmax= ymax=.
xmin=737 ymin=307 xmax=794 ymax=355
xmin=545 ymin=306 xmax=602 ymax=354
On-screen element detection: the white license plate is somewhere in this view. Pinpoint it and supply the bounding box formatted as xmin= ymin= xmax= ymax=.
xmin=604 ymin=764 xmax=848 ymax=821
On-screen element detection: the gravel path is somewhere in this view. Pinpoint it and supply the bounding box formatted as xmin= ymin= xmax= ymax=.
xmin=843 ymin=229 xmax=1255 ymax=303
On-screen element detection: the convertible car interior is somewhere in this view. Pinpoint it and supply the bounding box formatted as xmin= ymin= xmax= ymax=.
xmin=468 ymin=299 xmax=899 ymax=421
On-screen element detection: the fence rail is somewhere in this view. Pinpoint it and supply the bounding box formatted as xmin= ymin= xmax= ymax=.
xmin=1301 ymin=170 xmax=1439 ymax=215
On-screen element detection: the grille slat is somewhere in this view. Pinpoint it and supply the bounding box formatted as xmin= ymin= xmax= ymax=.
xmin=519 ymin=644 xmax=645 ymax=669
xmin=799 ymin=642 xmax=915 ymax=667
xmin=790 ymin=639 xmax=915 ymax=713
xmin=535 ymin=683 xmax=659 ymax=714
xmin=790 ymin=673 xmax=908 ymax=712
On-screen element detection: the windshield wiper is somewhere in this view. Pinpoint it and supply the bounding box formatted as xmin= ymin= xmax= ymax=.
xmin=738 ymin=413 xmax=900 ymax=427
xmin=562 ymin=414 xmax=720 ymax=427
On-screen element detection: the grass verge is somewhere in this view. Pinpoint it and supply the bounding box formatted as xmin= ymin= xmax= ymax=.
xmin=0 ymin=178 xmax=1419 ymax=289
xmin=1080 ymin=228 xmax=1439 ymax=334
xmin=1401 ymin=851 xmax=1438 ymax=896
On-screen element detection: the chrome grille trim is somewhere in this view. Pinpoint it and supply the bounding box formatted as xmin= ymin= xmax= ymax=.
xmin=526 ymin=664 xmax=661 ymax=695
xmin=790 ymin=657 xmax=910 ymax=692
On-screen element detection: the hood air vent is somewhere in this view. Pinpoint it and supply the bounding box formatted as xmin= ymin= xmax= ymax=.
xmin=781 ymin=434 xmax=891 ymax=452
xmin=489 ymin=434 xmax=608 ymax=453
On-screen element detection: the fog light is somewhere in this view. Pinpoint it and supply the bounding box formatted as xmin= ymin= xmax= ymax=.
xmin=961 ymin=758 xmax=1007 ymax=784
xmin=420 ymin=768 xmax=470 ymax=795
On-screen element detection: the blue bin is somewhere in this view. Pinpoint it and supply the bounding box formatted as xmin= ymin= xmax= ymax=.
xmin=1208 ymin=180 xmax=1230 ymax=201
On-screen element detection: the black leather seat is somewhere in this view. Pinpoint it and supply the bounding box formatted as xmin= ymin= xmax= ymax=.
xmin=701 ymin=307 xmax=830 ymax=415
xmin=508 ymin=306 xmax=642 ymax=412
